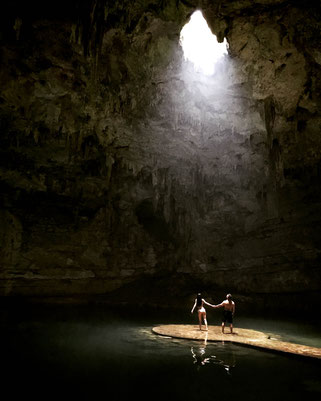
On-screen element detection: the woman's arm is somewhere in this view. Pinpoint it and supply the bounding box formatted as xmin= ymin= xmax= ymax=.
xmin=191 ymin=300 xmax=197 ymax=313
xmin=203 ymin=299 xmax=216 ymax=308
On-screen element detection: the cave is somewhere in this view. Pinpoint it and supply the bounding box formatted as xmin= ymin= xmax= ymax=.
xmin=1 ymin=0 xmax=320 ymax=312
xmin=0 ymin=0 xmax=321 ymax=398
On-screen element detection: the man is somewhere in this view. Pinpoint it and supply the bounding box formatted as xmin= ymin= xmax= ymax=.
xmin=213 ymin=294 xmax=235 ymax=334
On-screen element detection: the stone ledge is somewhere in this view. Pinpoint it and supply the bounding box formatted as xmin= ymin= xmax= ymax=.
xmin=152 ymin=324 xmax=321 ymax=360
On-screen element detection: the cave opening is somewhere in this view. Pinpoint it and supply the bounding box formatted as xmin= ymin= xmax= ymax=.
xmin=179 ymin=10 xmax=228 ymax=76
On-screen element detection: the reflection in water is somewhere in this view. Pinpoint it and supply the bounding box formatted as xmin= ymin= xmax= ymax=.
xmin=1 ymin=304 xmax=321 ymax=400
xmin=190 ymin=332 xmax=236 ymax=375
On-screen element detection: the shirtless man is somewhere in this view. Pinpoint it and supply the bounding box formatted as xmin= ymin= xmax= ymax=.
xmin=213 ymin=294 xmax=235 ymax=334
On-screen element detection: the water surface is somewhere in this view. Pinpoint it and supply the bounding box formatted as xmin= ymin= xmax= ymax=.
xmin=1 ymin=304 xmax=320 ymax=400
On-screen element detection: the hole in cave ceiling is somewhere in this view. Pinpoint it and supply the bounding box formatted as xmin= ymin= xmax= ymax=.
xmin=180 ymin=10 xmax=228 ymax=76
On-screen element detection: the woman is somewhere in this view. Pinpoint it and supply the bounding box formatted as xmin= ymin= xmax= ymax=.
xmin=191 ymin=293 xmax=213 ymax=331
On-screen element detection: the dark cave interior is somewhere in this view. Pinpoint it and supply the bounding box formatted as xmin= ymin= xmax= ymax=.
xmin=0 ymin=0 xmax=321 ymax=316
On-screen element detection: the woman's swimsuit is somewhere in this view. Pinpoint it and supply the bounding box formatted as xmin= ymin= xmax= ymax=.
xmin=197 ymin=300 xmax=206 ymax=313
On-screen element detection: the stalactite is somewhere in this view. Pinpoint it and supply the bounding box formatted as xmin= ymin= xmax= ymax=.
xmin=0 ymin=0 xmax=320 ymax=308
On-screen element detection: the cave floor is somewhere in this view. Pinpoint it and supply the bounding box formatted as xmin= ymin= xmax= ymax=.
xmin=152 ymin=325 xmax=321 ymax=359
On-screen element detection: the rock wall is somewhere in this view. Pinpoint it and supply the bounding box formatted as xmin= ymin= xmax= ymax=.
xmin=0 ymin=0 xmax=320 ymax=310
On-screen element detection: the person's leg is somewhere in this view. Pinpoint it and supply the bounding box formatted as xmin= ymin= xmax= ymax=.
xmin=198 ymin=311 xmax=202 ymax=330
xmin=203 ymin=313 xmax=208 ymax=331
xmin=221 ymin=322 xmax=225 ymax=333
xmin=229 ymin=313 xmax=233 ymax=333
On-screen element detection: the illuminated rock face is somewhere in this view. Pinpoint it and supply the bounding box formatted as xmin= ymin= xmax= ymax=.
xmin=0 ymin=1 xmax=320 ymax=309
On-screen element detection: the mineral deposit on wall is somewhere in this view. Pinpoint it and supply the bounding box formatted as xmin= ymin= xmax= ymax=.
xmin=0 ymin=0 xmax=320 ymax=311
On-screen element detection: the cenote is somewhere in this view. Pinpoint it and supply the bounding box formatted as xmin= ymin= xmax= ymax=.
xmin=1 ymin=1 xmax=321 ymax=399
xmin=1 ymin=303 xmax=321 ymax=400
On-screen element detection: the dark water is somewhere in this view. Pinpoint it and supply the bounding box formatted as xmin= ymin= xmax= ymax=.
xmin=1 ymin=304 xmax=320 ymax=401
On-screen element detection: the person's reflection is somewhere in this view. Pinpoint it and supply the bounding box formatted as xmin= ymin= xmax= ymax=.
xmin=190 ymin=332 xmax=236 ymax=375
xmin=191 ymin=331 xmax=209 ymax=369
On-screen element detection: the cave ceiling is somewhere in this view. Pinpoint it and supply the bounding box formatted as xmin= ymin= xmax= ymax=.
xmin=0 ymin=0 xmax=320 ymax=307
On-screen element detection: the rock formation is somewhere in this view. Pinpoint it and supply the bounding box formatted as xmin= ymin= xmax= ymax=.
xmin=0 ymin=0 xmax=320 ymax=312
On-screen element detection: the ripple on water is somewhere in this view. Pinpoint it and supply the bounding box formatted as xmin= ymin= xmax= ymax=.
xmin=1 ymin=305 xmax=321 ymax=400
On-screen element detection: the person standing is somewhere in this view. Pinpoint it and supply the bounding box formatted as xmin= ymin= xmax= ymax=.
xmin=191 ymin=293 xmax=214 ymax=331
xmin=212 ymin=294 xmax=235 ymax=334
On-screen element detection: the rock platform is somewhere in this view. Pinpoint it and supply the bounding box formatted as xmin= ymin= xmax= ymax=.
xmin=152 ymin=325 xmax=321 ymax=360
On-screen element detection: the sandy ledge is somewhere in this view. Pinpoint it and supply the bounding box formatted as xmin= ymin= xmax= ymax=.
xmin=152 ymin=324 xmax=321 ymax=360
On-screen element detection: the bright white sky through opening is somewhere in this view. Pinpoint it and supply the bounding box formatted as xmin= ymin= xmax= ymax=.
xmin=180 ymin=11 xmax=228 ymax=76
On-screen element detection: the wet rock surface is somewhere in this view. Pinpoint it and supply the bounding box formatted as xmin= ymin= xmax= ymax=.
xmin=0 ymin=1 xmax=320 ymax=311
xmin=152 ymin=324 xmax=321 ymax=359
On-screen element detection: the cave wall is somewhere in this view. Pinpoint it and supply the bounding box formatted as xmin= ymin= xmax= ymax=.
xmin=0 ymin=0 xmax=320 ymax=307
